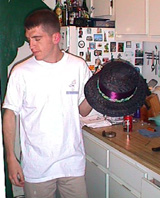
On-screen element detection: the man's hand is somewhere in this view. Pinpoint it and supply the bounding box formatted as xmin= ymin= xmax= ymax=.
xmin=7 ymin=157 xmax=25 ymax=187
xmin=3 ymin=109 xmax=24 ymax=187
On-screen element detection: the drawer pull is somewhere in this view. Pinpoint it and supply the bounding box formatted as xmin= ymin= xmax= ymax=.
xmin=91 ymin=161 xmax=98 ymax=167
xmin=122 ymin=184 xmax=131 ymax=192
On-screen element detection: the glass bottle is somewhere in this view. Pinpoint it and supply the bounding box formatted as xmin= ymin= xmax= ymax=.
xmin=81 ymin=0 xmax=89 ymax=18
xmin=82 ymin=0 xmax=88 ymax=12
xmin=54 ymin=0 xmax=63 ymax=26
xmin=62 ymin=1 xmax=68 ymax=26
xmin=69 ymin=0 xmax=79 ymax=25
xmin=67 ymin=0 xmax=73 ymax=25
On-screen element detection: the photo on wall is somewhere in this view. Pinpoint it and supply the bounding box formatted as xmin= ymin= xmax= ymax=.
xmin=110 ymin=42 xmax=116 ymax=52
xmin=118 ymin=42 xmax=124 ymax=52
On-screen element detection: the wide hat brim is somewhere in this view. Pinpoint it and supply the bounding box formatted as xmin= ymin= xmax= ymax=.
xmin=84 ymin=60 xmax=148 ymax=117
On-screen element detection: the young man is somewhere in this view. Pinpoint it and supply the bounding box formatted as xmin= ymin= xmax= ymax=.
xmin=3 ymin=9 xmax=92 ymax=198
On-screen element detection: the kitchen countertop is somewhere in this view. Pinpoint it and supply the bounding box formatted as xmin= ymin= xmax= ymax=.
xmin=83 ymin=120 xmax=160 ymax=175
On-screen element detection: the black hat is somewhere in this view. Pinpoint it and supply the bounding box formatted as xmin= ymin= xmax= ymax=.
xmin=84 ymin=59 xmax=149 ymax=117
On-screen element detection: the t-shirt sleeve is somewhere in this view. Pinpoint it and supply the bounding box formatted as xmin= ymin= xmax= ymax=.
xmin=2 ymin=69 xmax=25 ymax=115
xmin=78 ymin=61 xmax=92 ymax=105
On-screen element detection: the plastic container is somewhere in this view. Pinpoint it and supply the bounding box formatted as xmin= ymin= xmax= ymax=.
xmin=149 ymin=115 xmax=160 ymax=126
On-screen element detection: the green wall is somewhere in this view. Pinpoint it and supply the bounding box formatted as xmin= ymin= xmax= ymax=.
xmin=0 ymin=0 xmax=48 ymax=197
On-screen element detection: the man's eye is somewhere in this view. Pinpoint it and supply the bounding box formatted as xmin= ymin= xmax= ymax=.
xmin=35 ymin=38 xmax=41 ymax=41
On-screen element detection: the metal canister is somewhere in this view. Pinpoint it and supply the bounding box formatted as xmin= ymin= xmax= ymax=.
xmin=123 ymin=115 xmax=133 ymax=132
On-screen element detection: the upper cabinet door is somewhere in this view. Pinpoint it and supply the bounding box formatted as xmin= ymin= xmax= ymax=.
xmin=149 ymin=0 xmax=160 ymax=35
xmin=92 ymin=0 xmax=111 ymax=17
xmin=115 ymin=0 xmax=147 ymax=34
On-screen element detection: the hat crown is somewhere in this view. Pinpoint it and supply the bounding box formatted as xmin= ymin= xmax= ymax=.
xmin=99 ymin=61 xmax=139 ymax=93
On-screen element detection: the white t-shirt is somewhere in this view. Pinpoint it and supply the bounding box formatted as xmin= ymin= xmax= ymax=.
xmin=3 ymin=52 xmax=92 ymax=183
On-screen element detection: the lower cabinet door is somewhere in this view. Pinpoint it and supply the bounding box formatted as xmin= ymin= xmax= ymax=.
xmin=109 ymin=176 xmax=137 ymax=198
xmin=86 ymin=158 xmax=106 ymax=198
xmin=141 ymin=178 xmax=160 ymax=198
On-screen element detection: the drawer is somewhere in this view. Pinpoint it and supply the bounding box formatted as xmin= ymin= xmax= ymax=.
xmin=109 ymin=152 xmax=147 ymax=193
xmin=109 ymin=175 xmax=137 ymax=198
xmin=83 ymin=136 xmax=108 ymax=168
xmin=142 ymin=178 xmax=160 ymax=198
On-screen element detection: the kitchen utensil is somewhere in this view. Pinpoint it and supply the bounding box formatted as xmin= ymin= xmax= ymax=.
xmin=147 ymin=127 xmax=156 ymax=132
xmin=155 ymin=46 xmax=158 ymax=75
xmin=151 ymin=51 xmax=155 ymax=72
xmin=152 ymin=146 xmax=160 ymax=152
xmin=158 ymin=51 xmax=160 ymax=77
xmin=102 ymin=131 xmax=116 ymax=138
xmin=147 ymin=79 xmax=158 ymax=91
xmin=145 ymin=51 xmax=152 ymax=65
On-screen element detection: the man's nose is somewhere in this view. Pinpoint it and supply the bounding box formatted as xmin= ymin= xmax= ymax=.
xmin=29 ymin=40 xmax=35 ymax=49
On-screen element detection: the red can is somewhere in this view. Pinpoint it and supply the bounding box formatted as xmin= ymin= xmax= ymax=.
xmin=123 ymin=115 xmax=133 ymax=132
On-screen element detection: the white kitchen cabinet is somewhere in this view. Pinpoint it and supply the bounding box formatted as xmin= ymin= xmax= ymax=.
xmin=109 ymin=152 xmax=147 ymax=195
xmin=148 ymin=0 xmax=160 ymax=35
xmin=83 ymin=130 xmax=160 ymax=198
xmin=86 ymin=158 xmax=106 ymax=198
xmin=84 ymin=134 xmax=109 ymax=168
xmin=141 ymin=178 xmax=160 ymax=198
xmin=91 ymin=0 xmax=112 ymax=17
xmin=83 ymin=134 xmax=108 ymax=198
xmin=115 ymin=0 xmax=160 ymax=40
xmin=115 ymin=0 xmax=147 ymax=35
xmin=83 ymin=132 xmax=142 ymax=198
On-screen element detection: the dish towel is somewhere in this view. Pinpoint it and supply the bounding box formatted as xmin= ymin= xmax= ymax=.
xmin=138 ymin=127 xmax=160 ymax=138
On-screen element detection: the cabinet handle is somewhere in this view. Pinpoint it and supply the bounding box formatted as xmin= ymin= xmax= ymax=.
xmin=91 ymin=161 xmax=98 ymax=167
xmin=122 ymin=184 xmax=131 ymax=192
xmin=107 ymin=150 xmax=109 ymax=168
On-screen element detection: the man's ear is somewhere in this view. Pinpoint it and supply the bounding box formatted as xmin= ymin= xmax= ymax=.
xmin=52 ymin=32 xmax=61 ymax=44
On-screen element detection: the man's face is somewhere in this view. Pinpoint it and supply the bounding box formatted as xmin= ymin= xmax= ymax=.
xmin=25 ymin=25 xmax=56 ymax=62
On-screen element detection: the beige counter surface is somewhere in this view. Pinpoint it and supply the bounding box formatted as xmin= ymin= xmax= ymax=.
xmin=83 ymin=120 xmax=160 ymax=175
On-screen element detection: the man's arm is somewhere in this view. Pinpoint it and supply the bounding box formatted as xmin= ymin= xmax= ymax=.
xmin=3 ymin=109 xmax=24 ymax=187
xmin=79 ymin=99 xmax=92 ymax=117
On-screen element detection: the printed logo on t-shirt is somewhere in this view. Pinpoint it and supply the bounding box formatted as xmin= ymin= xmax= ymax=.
xmin=66 ymin=80 xmax=79 ymax=94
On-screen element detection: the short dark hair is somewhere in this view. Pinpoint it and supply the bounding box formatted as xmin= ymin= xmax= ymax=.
xmin=24 ymin=9 xmax=60 ymax=35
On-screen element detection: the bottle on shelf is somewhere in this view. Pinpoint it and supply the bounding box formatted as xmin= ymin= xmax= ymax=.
xmin=54 ymin=0 xmax=63 ymax=26
xmin=82 ymin=0 xmax=88 ymax=12
xmin=66 ymin=0 xmax=73 ymax=25
xmin=81 ymin=0 xmax=90 ymax=18
xmin=62 ymin=1 xmax=68 ymax=26
xmin=68 ymin=0 xmax=79 ymax=25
